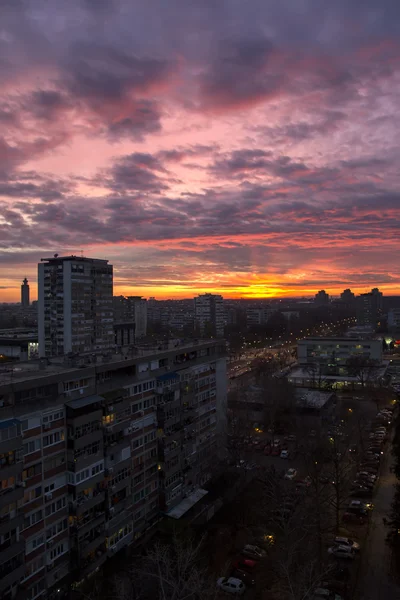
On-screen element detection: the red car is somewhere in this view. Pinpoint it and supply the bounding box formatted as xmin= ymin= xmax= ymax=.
xmin=232 ymin=558 xmax=256 ymax=572
xmin=272 ymin=447 xmax=280 ymax=456
xmin=264 ymin=445 xmax=271 ymax=456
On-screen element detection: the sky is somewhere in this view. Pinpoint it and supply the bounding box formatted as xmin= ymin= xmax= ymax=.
xmin=1 ymin=0 xmax=400 ymax=301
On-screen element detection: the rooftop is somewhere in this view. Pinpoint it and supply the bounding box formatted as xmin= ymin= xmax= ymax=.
xmin=299 ymin=337 xmax=380 ymax=343
xmin=295 ymin=389 xmax=334 ymax=410
xmin=0 ymin=338 xmax=223 ymax=386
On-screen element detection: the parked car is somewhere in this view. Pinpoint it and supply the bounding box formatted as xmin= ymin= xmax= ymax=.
xmin=284 ymin=468 xmax=297 ymax=480
xmin=264 ymin=445 xmax=272 ymax=456
xmin=328 ymin=545 xmax=355 ymax=560
xmin=320 ymin=580 xmax=347 ymax=596
xmin=280 ymin=450 xmax=289 ymax=459
xmin=351 ymin=486 xmax=372 ymax=497
xmin=232 ymin=558 xmax=256 ymax=572
xmin=217 ymin=577 xmax=246 ymax=595
xmin=231 ymin=569 xmax=255 ymax=587
xmin=272 ymin=447 xmax=280 ymax=456
xmin=342 ymin=512 xmax=367 ymax=525
xmin=241 ymin=544 xmax=266 ymax=560
xmin=273 ymin=439 xmax=281 ymax=447
xmin=312 ymin=587 xmax=344 ymax=600
xmin=288 ymin=434 xmax=297 ymax=442
xmin=359 ymin=464 xmax=379 ymax=473
xmin=333 ymin=536 xmax=360 ymax=551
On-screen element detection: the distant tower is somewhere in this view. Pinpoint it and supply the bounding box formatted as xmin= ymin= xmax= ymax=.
xmin=21 ymin=278 xmax=30 ymax=308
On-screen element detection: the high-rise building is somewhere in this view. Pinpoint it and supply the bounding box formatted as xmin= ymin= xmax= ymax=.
xmin=21 ymin=277 xmax=30 ymax=308
xmin=314 ymin=290 xmax=330 ymax=306
xmin=356 ymin=288 xmax=383 ymax=328
xmin=194 ymin=294 xmax=224 ymax=337
xmin=340 ymin=288 xmax=355 ymax=309
xmin=113 ymin=296 xmax=147 ymax=339
xmin=0 ymin=338 xmax=226 ymax=599
xmin=38 ymin=255 xmax=114 ymax=357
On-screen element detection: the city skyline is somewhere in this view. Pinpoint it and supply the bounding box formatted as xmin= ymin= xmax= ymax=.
xmin=2 ymin=1 xmax=400 ymax=301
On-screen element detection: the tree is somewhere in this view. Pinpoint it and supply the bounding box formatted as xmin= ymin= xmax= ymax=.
xmin=345 ymin=356 xmax=380 ymax=388
xmin=113 ymin=534 xmax=219 ymax=600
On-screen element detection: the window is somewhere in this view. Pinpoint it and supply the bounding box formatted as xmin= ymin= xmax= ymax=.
xmin=42 ymin=410 xmax=64 ymax=424
xmin=26 ymin=533 xmax=44 ymax=554
xmin=43 ymin=431 xmax=65 ymax=447
xmin=24 ymin=509 xmax=43 ymax=529
xmin=45 ymin=496 xmax=66 ymax=517
xmin=63 ymin=379 xmax=89 ymax=392
xmin=27 ymin=579 xmax=45 ymax=600
xmin=132 ymin=437 xmax=143 ymax=449
xmin=25 ymin=556 xmax=45 ymax=577
xmin=74 ymin=420 xmax=100 ymax=439
xmin=50 ymin=541 xmax=68 ymax=560
xmin=23 ymin=439 xmax=41 ymax=456
xmin=72 ymin=461 xmax=104 ymax=485
xmin=143 ymin=431 xmax=156 ymax=444
xmin=0 ymin=476 xmax=15 ymax=491
xmin=46 ymin=518 xmax=68 ymax=540
xmin=107 ymin=522 xmax=133 ymax=547
xmin=23 ymin=486 xmax=42 ymax=505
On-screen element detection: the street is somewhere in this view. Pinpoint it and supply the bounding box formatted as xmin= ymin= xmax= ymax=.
xmin=355 ymin=431 xmax=400 ymax=600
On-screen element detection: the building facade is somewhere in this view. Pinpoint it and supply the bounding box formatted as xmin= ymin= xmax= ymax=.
xmin=113 ymin=296 xmax=147 ymax=339
xmin=297 ymin=337 xmax=382 ymax=367
xmin=194 ymin=294 xmax=224 ymax=338
xmin=0 ymin=339 xmax=226 ymax=600
xmin=314 ymin=290 xmax=330 ymax=306
xmin=38 ymin=256 xmax=114 ymax=358
xmin=21 ymin=279 xmax=30 ymax=308
xmin=246 ymin=307 xmax=275 ymax=327
xmin=356 ymin=288 xmax=383 ymax=328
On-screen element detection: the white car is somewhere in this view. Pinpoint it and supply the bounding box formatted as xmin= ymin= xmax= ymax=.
xmin=284 ymin=468 xmax=297 ymax=480
xmin=328 ymin=545 xmax=355 ymax=560
xmin=280 ymin=450 xmax=289 ymax=459
xmin=334 ymin=536 xmax=360 ymax=551
xmin=217 ymin=577 xmax=246 ymax=595
xmin=242 ymin=544 xmax=266 ymax=559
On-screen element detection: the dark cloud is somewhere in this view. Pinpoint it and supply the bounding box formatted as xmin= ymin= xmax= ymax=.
xmin=2 ymin=1 xmax=400 ymax=295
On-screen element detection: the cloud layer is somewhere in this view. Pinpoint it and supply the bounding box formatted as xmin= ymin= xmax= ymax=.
xmin=1 ymin=0 xmax=400 ymax=299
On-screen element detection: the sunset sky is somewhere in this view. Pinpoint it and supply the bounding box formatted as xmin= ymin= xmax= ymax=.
xmin=1 ymin=0 xmax=400 ymax=302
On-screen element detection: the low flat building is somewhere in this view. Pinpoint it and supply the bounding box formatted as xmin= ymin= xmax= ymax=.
xmin=297 ymin=337 xmax=382 ymax=366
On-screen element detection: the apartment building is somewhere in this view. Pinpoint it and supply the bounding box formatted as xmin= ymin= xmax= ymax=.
xmin=113 ymin=296 xmax=147 ymax=339
xmin=246 ymin=307 xmax=275 ymax=327
xmin=194 ymin=294 xmax=224 ymax=338
xmin=0 ymin=338 xmax=226 ymax=600
xmin=38 ymin=256 xmax=114 ymax=357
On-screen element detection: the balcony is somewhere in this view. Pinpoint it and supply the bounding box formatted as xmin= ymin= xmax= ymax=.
xmin=0 ymin=459 xmax=23 ymax=481
xmin=0 ymin=484 xmax=24 ymax=505
xmin=79 ymin=547 xmax=107 ymax=578
xmin=80 ymin=532 xmax=106 ymax=558
xmin=108 ymin=476 xmax=130 ymax=495
xmin=0 ymin=512 xmax=23 ymax=536
xmin=73 ymin=512 xmax=105 ymax=537
xmin=0 ymin=536 xmax=24 ymax=564
xmin=70 ymin=490 xmax=105 ymax=516
xmin=0 ymin=559 xmax=25 ymax=593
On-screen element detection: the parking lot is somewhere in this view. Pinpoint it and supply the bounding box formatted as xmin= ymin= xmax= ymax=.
xmin=218 ymin=394 xmax=398 ymax=598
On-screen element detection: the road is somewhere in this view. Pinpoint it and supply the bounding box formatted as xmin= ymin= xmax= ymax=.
xmin=355 ymin=431 xmax=400 ymax=600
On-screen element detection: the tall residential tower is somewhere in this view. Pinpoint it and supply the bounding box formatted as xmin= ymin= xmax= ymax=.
xmin=194 ymin=294 xmax=224 ymax=337
xmin=38 ymin=255 xmax=114 ymax=357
